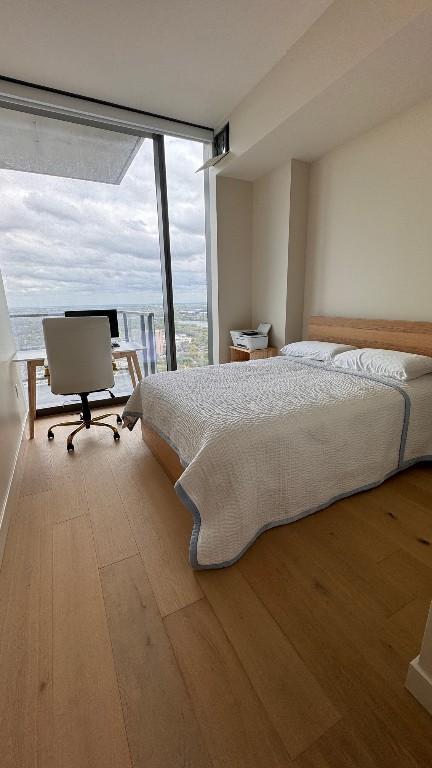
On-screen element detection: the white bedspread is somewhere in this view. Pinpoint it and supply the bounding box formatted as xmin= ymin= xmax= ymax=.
xmin=123 ymin=357 xmax=432 ymax=568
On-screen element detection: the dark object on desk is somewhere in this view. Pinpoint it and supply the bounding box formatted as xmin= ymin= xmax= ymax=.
xmin=65 ymin=308 xmax=119 ymax=338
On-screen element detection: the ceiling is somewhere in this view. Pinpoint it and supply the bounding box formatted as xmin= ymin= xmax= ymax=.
xmin=219 ymin=4 xmax=432 ymax=179
xmin=0 ymin=0 xmax=332 ymax=128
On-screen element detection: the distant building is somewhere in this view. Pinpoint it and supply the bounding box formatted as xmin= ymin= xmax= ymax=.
xmin=155 ymin=328 xmax=165 ymax=356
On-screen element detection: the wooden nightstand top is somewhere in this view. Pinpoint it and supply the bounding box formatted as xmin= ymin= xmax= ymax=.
xmin=229 ymin=345 xmax=279 ymax=362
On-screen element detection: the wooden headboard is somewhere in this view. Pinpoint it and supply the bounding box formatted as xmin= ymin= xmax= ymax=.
xmin=308 ymin=316 xmax=432 ymax=357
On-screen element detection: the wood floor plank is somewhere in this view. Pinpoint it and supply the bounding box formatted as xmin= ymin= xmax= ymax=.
xmin=37 ymin=510 xmax=55 ymax=768
xmin=165 ymin=597 xmax=290 ymax=768
xmin=377 ymin=549 xmax=432 ymax=600
xmin=293 ymin=719 xmax=419 ymax=768
xmin=298 ymin=498 xmax=398 ymax=563
xmin=4 ymin=412 xmax=432 ymax=768
xmin=19 ymin=434 xmax=53 ymax=497
xmin=107 ymin=438 xmax=202 ymax=616
xmin=48 ymin=431 xmax=91 ymax=523
xmin=100 ymin=555 xmax=212 ymax=768
xmin=357 ymin=481 xmax=432 ymax=538
xmin=381 ymin=596 xmax=432 ymax=663
xmin=384 ymin=470 xmax=432 ymax=512
xmin=238 ymin=533 xmax=385 ymax=706
xmin=238 ymin=534 xmax=432 ymax=767
xmin=0 ymin=492 xmax=54 ymax=768
xmin=82 ymin=446 xmax=138 ymax=568
xmin=197 ymin=566 xmax=340 ymax=760
xmin=347 ymin=487 xmax=432 ymax=568
xmin=284 ymin=516 xmax=415 ymax=618
xmin=52 ymin=515 xmax=132 ymax=768
xmin=405 ymin=465 xmax=432 ymax=493
xmin=245 ymin=524 xmax=428 ymax=691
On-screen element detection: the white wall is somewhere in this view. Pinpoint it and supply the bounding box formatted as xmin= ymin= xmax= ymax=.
xmin=214 ymin=160 xmax=308 ymax=356
xmin=0 ymin=271 xmax=26 ymax=526
xmin=252 ymin=162 xmax=291 ymax=349
xmin=215 ymin=176 xmax=252 ymax=362
xmin=222 ymin=0 xmax=430 ymax=181
xmin=251 ymin=159 xmax=309 ymax=349
xmin=219 ymin=96 xmax=432 ymax=353
xmin=304 ymin=97 xmax=432 ymax=330
xmin=286 ymin=161 xmax=310 ymax=342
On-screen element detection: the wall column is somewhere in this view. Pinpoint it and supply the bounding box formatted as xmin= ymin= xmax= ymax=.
xmin=214 ymin=176 xmax=253 ymax=363
xmin=285 ymin=160 xmax=310 ymax=343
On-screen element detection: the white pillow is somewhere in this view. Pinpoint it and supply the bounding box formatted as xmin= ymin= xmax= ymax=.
xmin=333 ymin=348 xmax=432 ymax=381
xmin=280 ymin=340 xmax=356 ymax=362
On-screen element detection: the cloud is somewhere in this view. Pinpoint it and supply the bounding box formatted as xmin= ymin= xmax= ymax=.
xmin=0 ymin=136 xmax=207 ymax=307
xmin=24 ymin=191 xmax=83 ymax=223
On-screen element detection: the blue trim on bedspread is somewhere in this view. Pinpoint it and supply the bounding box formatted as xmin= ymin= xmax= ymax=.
xmin=177 ymin=455 xmax=432 ymax=570
xmin=129 ymin=359 xmax=425 ymax=569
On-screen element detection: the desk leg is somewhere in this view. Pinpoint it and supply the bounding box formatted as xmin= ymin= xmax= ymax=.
xmin=27 ymin=361 xmax=37 ymax=439
xmin=131 ymin=351 xmax=143 ymax=382
xmin=126 ymin=354 xmax=137 ymax=389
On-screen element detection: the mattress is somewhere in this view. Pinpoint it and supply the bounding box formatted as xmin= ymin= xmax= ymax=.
xmin=123 ymin=357 xmax=432 ymax=568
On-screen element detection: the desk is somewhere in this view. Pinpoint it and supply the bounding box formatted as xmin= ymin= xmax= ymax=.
xmin=12 ymin=341 xmax=144 ymax=439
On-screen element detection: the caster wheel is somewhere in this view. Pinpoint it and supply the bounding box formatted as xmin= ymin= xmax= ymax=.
xmin=116 ymin=415 xmax=122 ymax=425
xmin=67 ymin=443 xmax=74 ymax=453
xmin=47 ymin=429 xmax=54 ymax=440
xmin=113 ymin=431 xmax=120 ymax=441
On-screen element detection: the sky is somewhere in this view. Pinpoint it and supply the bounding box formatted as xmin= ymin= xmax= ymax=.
xmin=0 ymin=127 xmax=207 ymax=310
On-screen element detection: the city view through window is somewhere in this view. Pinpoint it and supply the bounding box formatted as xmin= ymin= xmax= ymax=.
xmin=0 ymin=125 xmax=209 ymax=406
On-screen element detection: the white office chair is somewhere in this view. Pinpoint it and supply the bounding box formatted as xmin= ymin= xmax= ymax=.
xmin=42 ymin=316 xmax=122 ymax=452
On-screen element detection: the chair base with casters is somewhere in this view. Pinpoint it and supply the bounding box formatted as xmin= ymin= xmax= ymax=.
xmin=47 ymin=393 xmax=122 ymax=452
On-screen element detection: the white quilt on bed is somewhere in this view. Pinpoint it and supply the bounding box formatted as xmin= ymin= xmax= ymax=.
xmin=123 ymin=357 xmax=432 ymax=568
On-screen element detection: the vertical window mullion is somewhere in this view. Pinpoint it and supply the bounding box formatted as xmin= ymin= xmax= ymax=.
xmin=152 ymin=134 xmax=177 ymax=371
xmin=203 ymin=157 xmax=213 ymax=365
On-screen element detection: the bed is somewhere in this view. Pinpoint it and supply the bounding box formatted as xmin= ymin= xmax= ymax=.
xmin=123 ymin=316 xmax=432 ymax=569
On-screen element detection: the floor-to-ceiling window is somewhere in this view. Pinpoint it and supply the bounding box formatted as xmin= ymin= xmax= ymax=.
xmin=0 ymin=102 xmax=211 ymax=410
xmin=165 ymin=136 xmax=208 ymax=368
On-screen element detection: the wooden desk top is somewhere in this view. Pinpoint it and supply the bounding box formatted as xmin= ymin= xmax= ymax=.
xmin=12 ymin=340 xmax=145 ymax=364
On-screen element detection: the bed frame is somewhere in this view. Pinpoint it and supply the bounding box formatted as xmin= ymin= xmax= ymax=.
xmin=308 ymin=315 xmax=432 ymax=356
xmin=142 ymin=315 xmax=432 ymax=482
xmin=141 ymin=422 xmax=183 ymax=483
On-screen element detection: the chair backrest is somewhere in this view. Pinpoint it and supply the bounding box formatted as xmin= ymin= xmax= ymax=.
xmin=42 ymin=316 xmax=114 ymax=395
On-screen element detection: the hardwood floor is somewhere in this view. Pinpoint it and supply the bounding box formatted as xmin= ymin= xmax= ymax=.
xmin=1 ymin=409 xmax=432 ymax=767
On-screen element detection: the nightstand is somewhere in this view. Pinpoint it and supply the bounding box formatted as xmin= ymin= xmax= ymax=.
xmin=229 ymin=345 xmax=279 ymax=362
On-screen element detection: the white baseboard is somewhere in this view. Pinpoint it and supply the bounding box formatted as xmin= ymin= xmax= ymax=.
xmin=0 ymin=414 xmax=28 ymax=567
xmin=405 ymin=656 xmax=432 ymax=716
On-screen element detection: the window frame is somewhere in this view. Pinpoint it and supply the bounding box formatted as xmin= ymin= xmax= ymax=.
xmin=0 ymin=80 xmax=214 ymax=390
